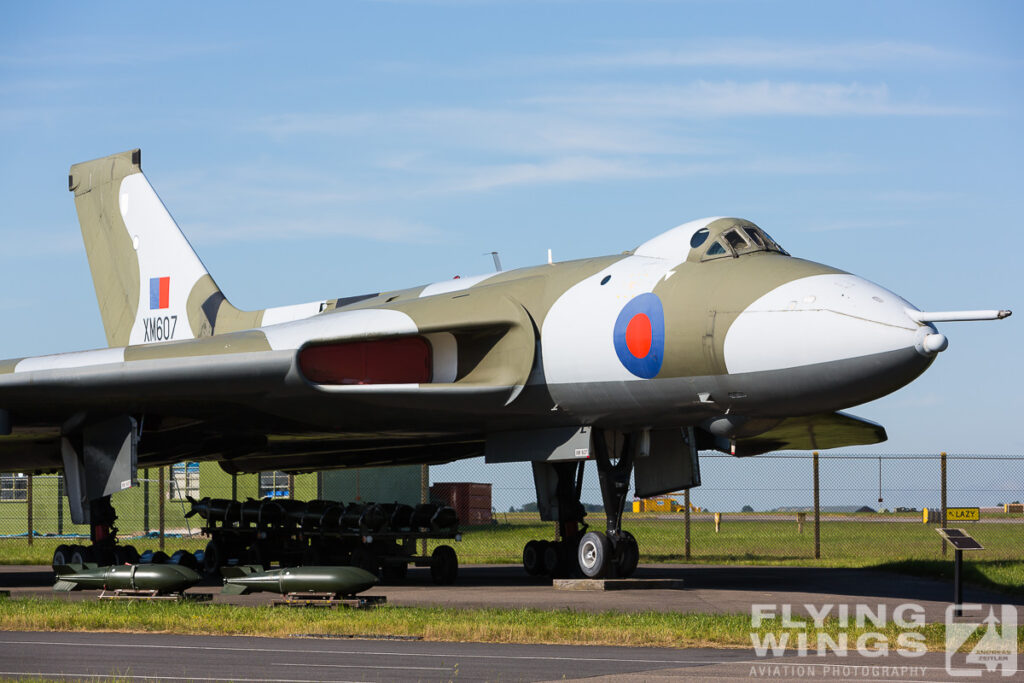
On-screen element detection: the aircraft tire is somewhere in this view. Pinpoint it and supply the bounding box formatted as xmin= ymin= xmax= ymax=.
xmin=150 ymin=550 xmax=170 ymax=564
xmin=577 ymin=531 xmax=610 ymax=578
xmin=430 ymin=545 xmax=458 ymax=585
xmin=522 ymin=540 xmax=544 ymax=576
xmin=52 ymin=544 xmax=72 ymax=567
xmin=615 ymin=531 xmax=639 ymax=578
xmin=542 ymin=541 xmax=567 ymax=577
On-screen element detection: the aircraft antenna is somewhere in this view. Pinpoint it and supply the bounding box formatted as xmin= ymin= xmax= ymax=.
xmin=484 ymin=251 xmax=503 ymax=272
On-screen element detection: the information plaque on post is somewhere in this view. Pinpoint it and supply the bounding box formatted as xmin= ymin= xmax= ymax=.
xmin=936 ymin=528 xmax=984 ymax=617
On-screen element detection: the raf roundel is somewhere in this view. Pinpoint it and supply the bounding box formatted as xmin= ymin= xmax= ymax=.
xmin=613 ymin=293 xmax=665 ymax=379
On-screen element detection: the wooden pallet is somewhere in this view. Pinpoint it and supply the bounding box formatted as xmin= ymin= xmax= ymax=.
xmin=98 ymin=589 xmax=211 ymax=602
xmin=271 ymin=592 xmax=386 ymax=609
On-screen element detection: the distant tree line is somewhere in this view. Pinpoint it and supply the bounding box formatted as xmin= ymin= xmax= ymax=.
xmin=509 ymin=502 xmax=604 ymax=513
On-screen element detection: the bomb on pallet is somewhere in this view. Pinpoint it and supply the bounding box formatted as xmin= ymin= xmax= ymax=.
xmin=221 ymin=565 xmax=378 ymax=596
xmin=53 ymin=563 xmax=201 ymax=594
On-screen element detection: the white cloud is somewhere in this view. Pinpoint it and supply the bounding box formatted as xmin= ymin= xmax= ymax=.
xmin=559 ymin=42 xmax=992 ymax=71
xmin=528 ymin=81 xmax=991 ymax=117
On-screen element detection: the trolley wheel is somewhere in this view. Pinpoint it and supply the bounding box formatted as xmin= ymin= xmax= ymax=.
xmin=52 ymin=544 xmax=72 ymax=567
xmin=615 ymin=531 xmax=639 ymax=578
xmin=69 ymin=545 xmax=92 ymax=565
xmin=351 ymin=546 xmax=380 ymax=577
xmin=522 ymin=540 xmax=544 ymax=576
xmin=381 ymin=561 xmax=409 ymax=584
xmin=245 ymin=542 xmax=268 ymax=569
xmin=430 ymin=545 xmax=458 ymax=585
xmin=577 ymin=531 xmax=610 ymax=579
xmin=170 ymin=549 xmax=199 ymax=571
xmin=302 ymin=545 xmax=323 ymax=566
xmin=120 ymin=545 xmax=140 ymax=565
xmin=203 ymin=540 xmax=224 ymax=574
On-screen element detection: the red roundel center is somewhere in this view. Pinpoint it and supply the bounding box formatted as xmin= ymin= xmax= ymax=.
xmin=625 ymin=314 xmax=652 ymax=358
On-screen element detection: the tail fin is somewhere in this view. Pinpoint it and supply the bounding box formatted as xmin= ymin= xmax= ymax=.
xmin=219 ymin=564 xmax=261 ymax=579
xmin=68 ymin=150 xmax=261 ymax=347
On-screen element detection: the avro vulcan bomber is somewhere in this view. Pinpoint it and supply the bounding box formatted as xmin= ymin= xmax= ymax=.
xmin=0 ymin=150 xmax=1010 ymax=579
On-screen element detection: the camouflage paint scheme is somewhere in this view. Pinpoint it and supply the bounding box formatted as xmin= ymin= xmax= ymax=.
xmin=0 ymin=150 xmax=979 ymax=475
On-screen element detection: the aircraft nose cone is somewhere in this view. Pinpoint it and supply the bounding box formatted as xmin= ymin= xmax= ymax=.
xmin=723 ymin=273 xmax=923 ymax=374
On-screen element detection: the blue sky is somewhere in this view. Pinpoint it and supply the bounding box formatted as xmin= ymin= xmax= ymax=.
xmin=1 ymin=1 xmax=1021 ymax=483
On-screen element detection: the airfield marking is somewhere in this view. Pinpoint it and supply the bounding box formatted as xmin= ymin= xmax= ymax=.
xmin=0 ymin=636 xmax=720 ymax=664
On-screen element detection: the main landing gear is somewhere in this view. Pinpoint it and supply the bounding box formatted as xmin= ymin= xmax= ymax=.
xmin=521 ymin=430 xmax=641 ymax=579
xmin=50 ymin=496 xmax=141 ymax=567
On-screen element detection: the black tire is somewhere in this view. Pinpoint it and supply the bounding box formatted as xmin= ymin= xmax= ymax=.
xmin=52 ymin=544 xmax=72 ymax=567
xmin=120 ymin=545 xmax=140 ymax=565
xmin=170 ymin=550 xmax=199 ymax=571
xmin=522 ymin=540 xmax=544 ymax=576
xmin=430 ymin=545 xmax=458 ymax=585
xmin=351 ymin=546 xmax=379 ymax=577
xmin=69 ymin=545 xmax=90 ymax=565
xmin=615 ymin=530 xmax=639 ymax=578
xmin=245 ymin=542 xmax=267 ymax=569
xmin=381 ymin=561 xmax=409 ymax=584
xmin=542 ymin=541 xmax=567 ymax=577
xmin=150 ymin=550 xmax=170 ymax=565
xmin=302 ymin=545 xmax=322 ymax=566
xmin=204 ymin=540 xmax=224 ymax=574
xmin=577 ymin=531 xmax=610 ymax=578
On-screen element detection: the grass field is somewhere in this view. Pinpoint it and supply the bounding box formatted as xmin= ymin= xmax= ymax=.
xmin=2 ymin=596 xmax=1020 ymax=652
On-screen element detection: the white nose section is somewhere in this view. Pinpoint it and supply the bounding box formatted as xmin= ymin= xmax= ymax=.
xmin=723 ymin=274 xmax=921 ymax=374
xmin=915 ymin=328 xmax=948 ymax=356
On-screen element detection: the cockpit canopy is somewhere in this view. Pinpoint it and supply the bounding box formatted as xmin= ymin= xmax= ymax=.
xmin=689 ymin=220 xmax=788 ymax=262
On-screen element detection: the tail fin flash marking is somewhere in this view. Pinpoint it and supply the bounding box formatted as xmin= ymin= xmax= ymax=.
xmin=150 ymin=277 xmax=170 ymax=310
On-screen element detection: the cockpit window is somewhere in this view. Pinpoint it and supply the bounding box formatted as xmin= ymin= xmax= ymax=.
xmin=706 ymin=241 xmax=727 ymax=256
xmin=698 ymin=221 xmax=790 ymax=262
xmin=723 ymin=229 xmax=749 ymax=251
xmin=689 ymin=228 xmax=710 ymax=248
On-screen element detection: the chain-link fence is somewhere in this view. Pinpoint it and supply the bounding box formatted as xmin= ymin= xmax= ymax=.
xmin=1 ymin=454 xmax=1021 ymax=566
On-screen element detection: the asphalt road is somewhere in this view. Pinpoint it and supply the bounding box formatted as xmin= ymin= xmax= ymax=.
xmin=3 ymin=563 xmax=1020 ymax=623
xmin=0 ymin=630 xmax=980 ymax=682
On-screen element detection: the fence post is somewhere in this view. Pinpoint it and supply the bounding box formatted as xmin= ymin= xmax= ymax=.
xmin=158 ymin=466 xmax=165 ymax=552
xmin=941 ymin=451 xmax=947 ymax=557
xmin=26 ymin=475 xmax=33 ymax=546
xmin=288 ymin=473 xmax=295 ymax=500
xmin=813 ymin=451 xmax=820 ymax=560
xmin=420 ymin=464 xmax=429 ymax=557
xmin=57 ymin=475 xmax=64 ymax=536
xmin=316 ymin=471 xmax=323 ymax=500
xmin=143 ymin=468 xmax=150 ymax=535
xmin=231 ymin=473 xmax=237 ymax=501
xmin=684 ymin=488 xmax=691 ymax=560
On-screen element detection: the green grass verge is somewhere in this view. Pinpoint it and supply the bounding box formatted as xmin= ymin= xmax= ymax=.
xmin=2 ymin=596 xmax=1019 ymax=652
xmin=873 ymin=559 xmax=1024 ymax=597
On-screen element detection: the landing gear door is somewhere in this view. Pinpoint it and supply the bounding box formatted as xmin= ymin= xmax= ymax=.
xmin=633 ymin=427 xmax=701 ymax=499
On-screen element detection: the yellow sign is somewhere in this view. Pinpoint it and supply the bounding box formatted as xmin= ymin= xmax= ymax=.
xmin=946 ymin=507 xmax=980 ymax=522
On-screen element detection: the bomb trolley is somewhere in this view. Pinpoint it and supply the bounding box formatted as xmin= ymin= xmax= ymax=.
xmin=188 ymin=496 xmax=461 ymax=584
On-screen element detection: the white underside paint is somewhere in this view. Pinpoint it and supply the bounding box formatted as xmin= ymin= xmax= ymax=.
xmin=634 ymin=217 xmax=723 ymax=261
xmin=541 ymin=254 xmax=681 ymax=385
xmin=15 ymin=347 xmax=125 ymax=373
xmin=723 ymin=274 xmax=921 ymax=374
xmin=262 ymin=308 xmax=418 ymax=351
xmin=119 ymin=173 xmax=209 ymax=345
